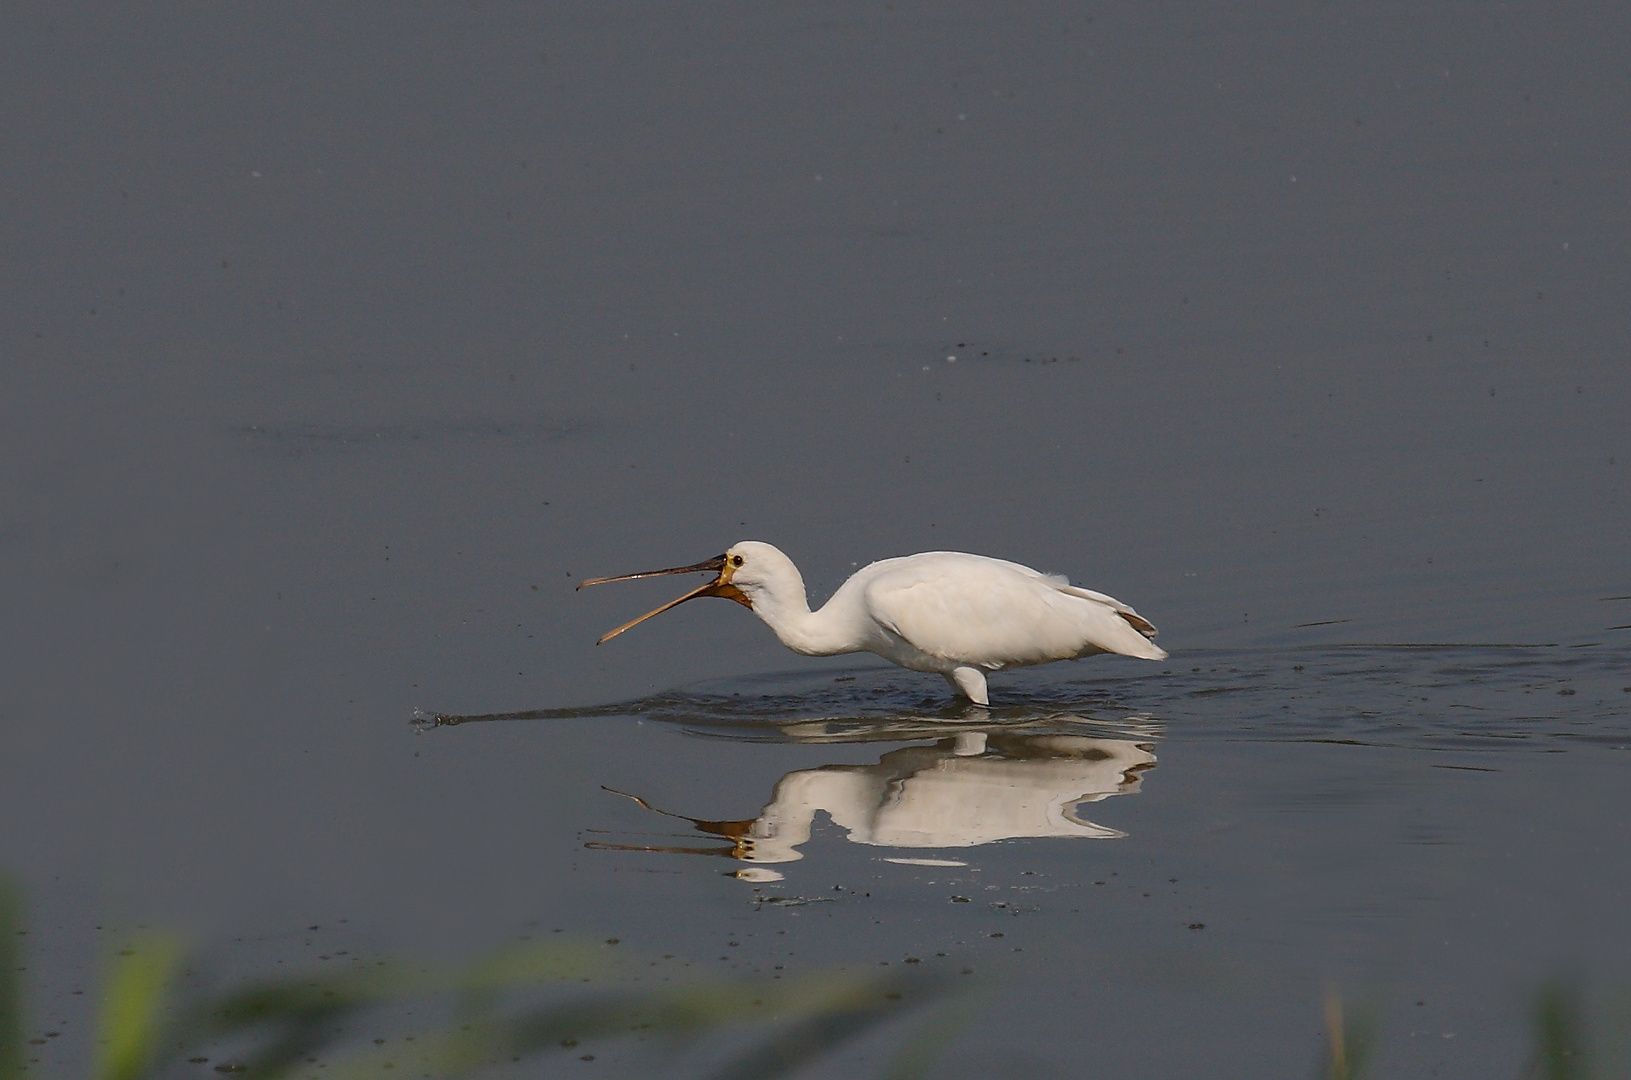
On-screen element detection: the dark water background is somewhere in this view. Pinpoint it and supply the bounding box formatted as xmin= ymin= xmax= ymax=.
xmin=3 ymin=2 xmax=1628 ymax=1076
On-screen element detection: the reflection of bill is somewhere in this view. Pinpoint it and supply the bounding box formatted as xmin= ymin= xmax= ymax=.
xmin=592 ymin=733 xmax=1155 ymax=874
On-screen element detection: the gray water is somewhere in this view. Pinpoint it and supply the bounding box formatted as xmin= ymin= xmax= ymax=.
xmin=3 ymin=2 xmax=1628 ymax=1077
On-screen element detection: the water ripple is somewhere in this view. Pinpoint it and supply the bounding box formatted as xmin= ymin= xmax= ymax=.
xmin=419 ymin=644 xmax=1631 ymax=753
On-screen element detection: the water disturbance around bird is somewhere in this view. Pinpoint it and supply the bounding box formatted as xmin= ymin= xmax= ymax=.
xmin=421 ymin=643 xmax=1628 ymax=749
xmin=419 ymin=643 xmax=1629 ymax=879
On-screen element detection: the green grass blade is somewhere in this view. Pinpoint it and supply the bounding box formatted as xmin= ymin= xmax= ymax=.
xmin=172 ymin=940 xmax=606 ymax=1048
xmin=457 ymin=940 xmax=608 ymax=992
xmin=705 ymin=1006 xmax=909 ymax=1080
xmin=1534 ymin=982 xmax=1590 ymax=1080
xmin=877 ymin=991 xmax=980 ymax=1080
xmin=0 ymin=877 xmax=24 ymax=1080
xmin=707 ymin=972 xmax=951 ymax=1080
xmin=1320 ymin=988 xmax=1378 ymax=1080
xmin=95 ymin=933 xmax=186 ymax=1080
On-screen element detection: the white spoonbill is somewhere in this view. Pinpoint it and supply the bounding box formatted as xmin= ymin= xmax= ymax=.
xmin=578 ymin=541 xmax=1166 ymax=705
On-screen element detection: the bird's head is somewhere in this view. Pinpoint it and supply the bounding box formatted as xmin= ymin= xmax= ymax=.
xmin=714 ymin=541 xmax=802 ymax=606
xmin=577 ymin=540 xmax=797 ymax=644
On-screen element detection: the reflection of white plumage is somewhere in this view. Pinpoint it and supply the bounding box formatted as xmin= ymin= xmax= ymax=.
xmin=580 ymin=541 xmax=1167 ymax=705
xmin=736 ymin=734 xmax=1157 ymax=863
xmin=603 ymin=733 xmax=1157 ymax=871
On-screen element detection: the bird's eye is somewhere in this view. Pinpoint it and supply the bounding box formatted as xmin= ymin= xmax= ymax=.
xmin=732 ymin=555 xmax=744 ymax=567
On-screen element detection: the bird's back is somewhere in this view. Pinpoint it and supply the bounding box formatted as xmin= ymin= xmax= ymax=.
xmin=849 ymin=552 xmax=1166 ymax=669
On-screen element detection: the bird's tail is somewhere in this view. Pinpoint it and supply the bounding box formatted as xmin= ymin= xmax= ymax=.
xmin=1113 ymin=614 xmax=1169 ymax=660
xmin=1058 ymin=584 xmax=1168 ymax=660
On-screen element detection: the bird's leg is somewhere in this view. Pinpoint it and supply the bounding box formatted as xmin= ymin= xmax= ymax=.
xmin=946 ymin=666 xmax=989 ymax=706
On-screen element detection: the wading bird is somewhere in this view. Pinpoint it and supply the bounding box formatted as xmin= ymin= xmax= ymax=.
xmin=578 ymin=542 xmax=1166 ymax=705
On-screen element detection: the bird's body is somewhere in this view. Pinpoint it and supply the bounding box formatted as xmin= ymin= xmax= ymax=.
xmin=580 ymin=541 xmax=1166 ymax=706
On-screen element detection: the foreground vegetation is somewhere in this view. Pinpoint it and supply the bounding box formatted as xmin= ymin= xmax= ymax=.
xmin=1 ymin=876 xmax=958 ymax=1080
xmin=4 ymin=876 xmax=1624 ymax=1079
xmin=1321 ymin=984 xmax=1622 ymax=1080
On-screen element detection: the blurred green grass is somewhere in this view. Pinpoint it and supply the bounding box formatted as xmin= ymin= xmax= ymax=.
xmin=2 ymin=879 xmax=23 ymax=1080
xmin=5 ymin=874 xmax=1626 ymax=1079
xmin=2 ymin=873 xmax=956 ymax=1080
xmin=1319 ymin=981 xmax=1626 ymax=1080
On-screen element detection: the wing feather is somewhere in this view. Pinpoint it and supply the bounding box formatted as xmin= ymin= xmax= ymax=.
xmin=860 ymin=553 xmax=1164 ymax=667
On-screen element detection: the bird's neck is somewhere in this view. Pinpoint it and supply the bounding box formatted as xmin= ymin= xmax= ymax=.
xmin=750 ymin=582 xmax=860 ymax=657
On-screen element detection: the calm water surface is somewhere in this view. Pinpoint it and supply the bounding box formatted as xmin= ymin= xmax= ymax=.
xmin=2 ymin=1 xmax=1628 ymax=1077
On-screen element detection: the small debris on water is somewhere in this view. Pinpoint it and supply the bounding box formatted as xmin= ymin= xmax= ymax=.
xmin=756 ymin=896 xmax=834 ymax=907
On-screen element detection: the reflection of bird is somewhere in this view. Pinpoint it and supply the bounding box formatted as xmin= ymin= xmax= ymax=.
xmin=598 ymin=733 xmax=1157 ymax=870
xmin=579 ymin=541 xmax=1166 ymax=705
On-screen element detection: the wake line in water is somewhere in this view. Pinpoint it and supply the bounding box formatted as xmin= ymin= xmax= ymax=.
xmin=415 ymin=662 xmax=1165 ymax=737
xmin=415 ymin=644 xmax=1631 ymax=751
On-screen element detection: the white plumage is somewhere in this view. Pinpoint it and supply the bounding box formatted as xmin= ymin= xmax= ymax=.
xmin=579 ymin=541 xmax=1167 ymax=706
